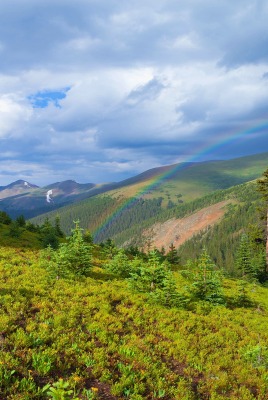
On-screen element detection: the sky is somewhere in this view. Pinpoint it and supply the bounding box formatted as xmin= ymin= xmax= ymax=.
xmin=0 ymin=0 xmax=268 ymax=186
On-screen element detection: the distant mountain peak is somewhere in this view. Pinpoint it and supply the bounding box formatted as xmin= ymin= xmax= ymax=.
xmin=0 ymin=180 xmax=39 ymax=190
xmin=6 ymin=180 xmax=26 ymax=188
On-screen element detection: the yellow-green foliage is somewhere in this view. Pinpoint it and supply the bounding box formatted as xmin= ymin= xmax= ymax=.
xmin=0 ymin=223 xmax=42 ymax=249
xmin=1 ymin=246 xmax=268 ymax=399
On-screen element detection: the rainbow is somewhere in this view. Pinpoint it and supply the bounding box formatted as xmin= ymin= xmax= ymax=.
xmin=93 ymin=119 xmax=268 ymax=241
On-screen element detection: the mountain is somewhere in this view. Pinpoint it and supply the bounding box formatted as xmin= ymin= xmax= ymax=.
xmin=1 ymin=151 xmax=268 ymax=221
xmin=104 ymin=152 xmax=268 ymax=206
xmin=30 ymin=153 xmax=268 ymax=261
xmin=0 ymin=180 xmax=39 ymax=199
xmin=0 ymin=179 xmax=108 ymax=219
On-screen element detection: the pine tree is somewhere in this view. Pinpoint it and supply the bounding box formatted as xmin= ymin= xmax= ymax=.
xmin=150 ymin=270 xmax=187 ymax=308
xmin=129 ymin=251 xmax=168 ymax=293
xmin=83 ymin=230 xmax=94 ymax=244
xmin=16 ymin=215 xmax=26 ymax=227
xmin=40 ymin=218 xmax=59 ymax=249
xmin=257 ymin=168 xmax=268 ymax=270
xmin=54 ymin=216 xmax=64 ymax=237
xmin=0 ymin=211 xmax=12 ymax=225
xmin=9 ymin=221 xmax=21 ymax=238
xmin=186 ymin=248 xmax=225 ymax=305
xmin=166 ymin=243 xmax=179 ymax=265
xmin=42 ymin=221 xmax=92 ymax=279
xmin=105 ymin=249 xmax=132 ymax=278
xmin=129 ymin=250 xmax=186 ymax=308
xmin=247 ymin=224 xmax=267 ymax=282
xmin=235 ymin=234 xmax=253 ymax=279
xmin=101 ymin=238 xmax=117 ymax=259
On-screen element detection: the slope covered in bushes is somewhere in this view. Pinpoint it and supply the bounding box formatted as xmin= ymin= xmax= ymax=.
xmin=1 ymin=242 xmax=268 ymax=399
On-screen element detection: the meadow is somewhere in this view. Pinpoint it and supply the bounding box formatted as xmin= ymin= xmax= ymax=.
xmin=1 ymin=242 xmax=268 ymax=399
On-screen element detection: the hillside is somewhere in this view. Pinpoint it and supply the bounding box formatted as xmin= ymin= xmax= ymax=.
xmin=1 ymin=152 xmax=268 ymax=219
xmin=1 ymin=243 xmax=268 ymax=399
xmin=114 ymin=181 xmax=263 ymax=274
xmin=1 ymin=171 xmax=267 ymax=398
xmin=106 ymin=152 xmax=268 ymax=206
xmin=0 ymin=180 xmax=103 ymax=219
xmin=29 ymin=152 xmax=268 ymax=240
xmin=0 ymin=180 xmax=39 ymax=199
xmin=144 ymin=200 xmax=231 ymax=250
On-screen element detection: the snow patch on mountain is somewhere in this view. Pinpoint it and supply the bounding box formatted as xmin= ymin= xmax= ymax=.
xmin=46 ymin=190 xmax=53 ymax=203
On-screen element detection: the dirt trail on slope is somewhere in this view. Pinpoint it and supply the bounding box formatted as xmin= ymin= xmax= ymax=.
xmin=145 ymin=200 xmax=231 ymax=251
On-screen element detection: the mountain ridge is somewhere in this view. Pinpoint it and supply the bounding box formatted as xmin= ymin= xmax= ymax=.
xmin=1 ymin=151 xmax=267 ymax=219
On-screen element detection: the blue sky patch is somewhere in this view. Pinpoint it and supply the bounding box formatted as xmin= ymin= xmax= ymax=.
xmin=28 ymin=87 xmax=70 ymax=108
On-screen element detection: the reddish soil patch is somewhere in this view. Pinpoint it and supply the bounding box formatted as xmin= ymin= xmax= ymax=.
xmin=145 ymin=200 xmax=231 ymax=251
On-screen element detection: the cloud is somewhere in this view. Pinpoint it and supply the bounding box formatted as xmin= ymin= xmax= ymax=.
xmin=126 ymin=78 xmax=165 ymax=106
xmin=0 ymin=0 xmax=267 ymax=185
xmin=0 ymin=95 xmax=32 ymax=138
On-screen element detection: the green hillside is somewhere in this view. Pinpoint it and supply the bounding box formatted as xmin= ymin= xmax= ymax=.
xmin=1 ymin=167 xmax=268 ymax=398
xmin=177 ymin=183 xmax=264 ymax=275
xmin=30 ymin=153 xmax=268 ymax=242
xmin=1 ymin=238 xmax=268 ymax=399
xmin=106 ymin=181 xmax=264 ymax=275
xmin=0 ymin=218 xmax=41 ymax=249
xmin=1 ymin=155 xmax=268 ymax=399
xmin=31 ymin=195 xmax=165 ymax=242
xmin=106 ymin=152 xmax=268 ymax=205
xmin=0 ymin=211 xmax=65 ymax=250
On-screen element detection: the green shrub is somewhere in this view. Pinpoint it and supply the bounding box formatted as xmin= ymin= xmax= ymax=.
xmin=183 ymin=248 xmax=225 ymax=305
xmin=41 ymin=221 xmax=92 ymax=279
xmin=105 ymin=249 xmax=132 ymax=278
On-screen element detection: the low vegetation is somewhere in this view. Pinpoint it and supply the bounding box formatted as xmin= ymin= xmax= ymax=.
xmin=0 ymin=167 xmax=268 ymax=399
xmin=1 ymin=217 xmax=268 ymax=399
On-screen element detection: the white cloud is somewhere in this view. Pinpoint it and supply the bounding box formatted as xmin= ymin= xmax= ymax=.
xmin=0 ymin=95 xmax=32 ymax=138
xmin=0 ymin=0 xmax=267 ymax=185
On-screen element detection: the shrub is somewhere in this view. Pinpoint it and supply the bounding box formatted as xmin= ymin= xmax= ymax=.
xmin=105 ymin=249 xmax=132 ymax=278
xmin=41 ymin=221 xmax=92 ymax=279
xmin=184 ymin=248 xmax=225 ymax=305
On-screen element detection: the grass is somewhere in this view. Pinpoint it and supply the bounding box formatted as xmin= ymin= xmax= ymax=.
xmin=0 ymin=224 xmax=42 ymax=249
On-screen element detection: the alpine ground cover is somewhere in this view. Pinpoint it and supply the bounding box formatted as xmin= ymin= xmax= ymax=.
xmin=1 ymin=245 xmax=268 ymax=399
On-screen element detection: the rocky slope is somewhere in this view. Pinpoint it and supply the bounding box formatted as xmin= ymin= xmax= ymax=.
xmin=144 ymin=200 xmax=231 ymax=250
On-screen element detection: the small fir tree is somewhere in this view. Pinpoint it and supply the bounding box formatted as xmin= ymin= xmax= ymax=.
xmin=101 ymin=238 xmax=118 ymax=259
xmin=42 ymin=220 xmax=92 ymax=279
xmin=235 ymin=234 xmax=253 ymax=279
xmin=235 ymin=280 xmax=252 ymax=308
xmin=150 ymin=270 xmax=187 ymax=308
xmin=130 ymin=251 xmax=169 ymax=292
xmin=16 ymin=215 xmax=26 ymax=227
xmin=235 ymin=232 xmax=267 ymax=282
xmin=0 ymin=211 xmax=12 ymax=225
xmin=54 ymin=216 xmax=64 ymax=237
xmin=105 ymin=249 xmax=132 ymax=278
xmin=9 ymin=221 xmax=21 ymax=238
xmin=83 ymin=229 xmax=94 ymax=244
xmin=185 ymin=248 xmax=225 ymax=305
xmin=166 ymin=243 xmax=179 ymax=266
xmin=40 ymin=218 xmax=59 ymax=249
